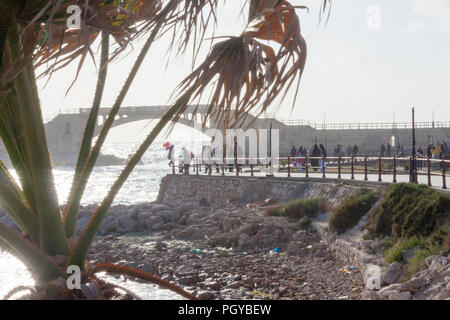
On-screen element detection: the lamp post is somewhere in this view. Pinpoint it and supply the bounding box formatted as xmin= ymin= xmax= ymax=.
xmin=411 ymin=107 xmax=417 ymax=183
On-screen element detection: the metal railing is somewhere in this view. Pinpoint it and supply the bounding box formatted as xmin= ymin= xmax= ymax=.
xmin=171 ymin=156 xmax=450 ymax=190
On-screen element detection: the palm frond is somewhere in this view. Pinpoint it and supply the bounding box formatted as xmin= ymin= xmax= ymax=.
xmin=170 ymin=0 xmax=307 ymax=130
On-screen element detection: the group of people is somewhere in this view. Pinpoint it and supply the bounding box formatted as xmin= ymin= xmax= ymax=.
xmin=416 ymin=141 xmax=450 ymax=170
xmin=331 ymin=144 xmax=359 ymax=157
xmin=290 ymin=144 xmax=327 ymax=172
xmin=380 ymin=143 xmax=406 ymax=157
xmin=165 ymin=143 xmax=195 ymax=173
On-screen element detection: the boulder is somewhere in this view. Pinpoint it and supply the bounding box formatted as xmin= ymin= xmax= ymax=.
xmin=382 ymin=262 xmax=403 ymax=285
xmin=99 ymin=216 xmax=119 ymax=234
xmin=118 ymin=215 xmax=138 ymax=233
xmin=156 ymin=210 xmax=175 ymax=223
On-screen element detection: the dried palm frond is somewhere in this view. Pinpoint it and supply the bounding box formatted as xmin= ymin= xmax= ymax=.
xmin=170 ymin=0 xmax=307 ymax=130
xmin=34 ymin=0 xmax=163 ymax=79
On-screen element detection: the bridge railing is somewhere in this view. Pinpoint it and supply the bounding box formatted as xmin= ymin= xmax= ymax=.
xmin=45 ymin=107 xmax=450 ymax=130
xmin=171 ymin=155 xmax=450 ymax=190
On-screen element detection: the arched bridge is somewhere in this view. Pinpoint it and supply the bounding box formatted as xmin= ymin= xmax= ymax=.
xmin=44 ymin=105 xmax=450 ymax=155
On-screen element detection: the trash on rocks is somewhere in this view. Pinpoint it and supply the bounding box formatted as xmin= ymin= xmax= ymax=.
xmin=306 ymin=245 xmax=312 ymax=249
xmin=272 ymin=248 xmax=280 ymax=253
xmin=189 ymin=249 xmax=203 ymax=255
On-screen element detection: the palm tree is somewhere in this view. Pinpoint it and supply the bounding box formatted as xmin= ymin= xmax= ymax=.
xmin=0 ymin=0 xmax=330 ymax=299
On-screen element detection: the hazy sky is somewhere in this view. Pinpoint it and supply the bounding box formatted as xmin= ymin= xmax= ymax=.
xmin=37 ymin=0 xmax=450 ymax=142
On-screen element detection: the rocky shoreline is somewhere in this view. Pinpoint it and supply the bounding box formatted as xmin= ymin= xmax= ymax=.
xmin=80 ymin=201 xmax=364 ymax=300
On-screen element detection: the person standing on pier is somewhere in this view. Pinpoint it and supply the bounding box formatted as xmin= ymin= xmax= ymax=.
xmin=352 ymin=144 xmax=359 ymax=157
xmin=386 ymin=142 xmax=391 ymax=157
xmin=319 ymin=144 xmax=327 ymax=172
xmin=311 ymin=144 xmax=321 ymax=171
xmin=182 ymin=147 xmax=191 ymax=173
xmin=380 ymin=144 xmax=385 ymax=157
xmin=416 ymin=146 xmax=424 ymax=170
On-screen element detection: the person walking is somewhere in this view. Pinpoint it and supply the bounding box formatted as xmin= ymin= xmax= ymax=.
xmin=380 ymin=144 xmax=385 ymax=157
xmin=386 ymin=143 xmax=391 ymax=157
xmin=311 ymin=144 xmax=321 ymax=171
xmin=294 ymin=147 xmax=304 ymax=173
xmin=432 ymin=143 xmax=442 ymax=170
xmin=416 ymin=146 xmax=424 ymax=170
xmin=182 ymin=146 xmax=191 ymax=173
xmin=352 ymin=144 xmax=359 ymax=157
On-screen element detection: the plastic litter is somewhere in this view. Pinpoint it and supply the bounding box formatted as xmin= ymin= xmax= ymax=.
xmin=272 ymin=248 xmax=280 ymax=253
xmin=189 ymin=249 xmax=203 ymax=255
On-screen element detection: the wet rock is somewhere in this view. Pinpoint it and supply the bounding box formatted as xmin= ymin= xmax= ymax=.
xmin=141 ymin=263 xmax=154 ymax=273
xmin=382 ymin=262 xmax=403 ymax=285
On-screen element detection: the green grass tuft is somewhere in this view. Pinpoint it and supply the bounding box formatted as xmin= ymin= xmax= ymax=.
xmin=366 ymin=183 xmax=450 ymax=239
xmin=329 ymin=188 xmax=378 ymax=234
xmin=268 ymin=197 xmax=327 ymax=219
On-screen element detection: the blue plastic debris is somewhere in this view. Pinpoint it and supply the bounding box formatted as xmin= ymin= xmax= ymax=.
xmin=272 ymin=248 xmax=280 ymax=253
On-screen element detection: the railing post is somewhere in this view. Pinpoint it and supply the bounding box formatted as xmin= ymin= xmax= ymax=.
xmin=236 ymin=160 xmax=239 ymax=176
xmin=221 ymin=162 xmax=225 ymax=176
xmin=305 ymin=156 xmax=309 ymax=178
xmin=250 ymin=164 xmax=254 ymax=177
xmin=378 ymin=156 xmax=382 ymax=182
xmin=351 ymin=156 xmax=355 ymax=180
xmin=338 ymin=154 xmax=341 ymax=179
xmin=443 ymin=159 xmax=447 ymax=190
xmin=393 ymin=156 xmax=397 ymax=183
xmin=364 ymin=156 xmax=368 ymax=181
xmin=427 ymin=157 xmax=432 ymax=187
xmin=288 ymin=157 xmax=291 ymax=178
xmin=172 ymin=161 xmax=175 ymax=175
xmin=322 ymin=156 xmax=326 ymax=178
xmin=208 ymin=165 xmax=212 ymax=176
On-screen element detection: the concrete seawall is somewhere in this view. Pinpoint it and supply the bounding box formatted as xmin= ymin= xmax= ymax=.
xmin=156 ymin=174 xmax=389 ymax=207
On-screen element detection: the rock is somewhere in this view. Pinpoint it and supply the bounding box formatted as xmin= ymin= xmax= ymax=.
xmin=382 ymin=262 xmax=403 ymax=285
xmin=146 ymin=216 xmax=164 ymax=230
xmin=287 ymin=241 xmax=302 ymax=256
xmin=118 ymin=215 xmax=138 ymax=233
xmin=99 ymin=216 xmax=119 ymax=234
xmin=264 ymin=198 xmax=277 ymax=205
xmin=127 ymin=207 xmax=139 ymax=220
xmin=402 ymin=246 xmax=421 ymax=264
xmin=199 ymin=198 xmax=211 ymax=207
xmin=439 ymin=256 xmax=448 ymax=266
xmin=141 ymin=263 xmax=154 ymax=273
xmin=204 ymin=281 xmax=221 ymax=291
xmin=398 ymin=277 xmax=424 ymax=293
xmin=178 ymin=275 xmax=202 ymax=285
xmin=388 ymin=291 xmax=411 ymax=300
xmin=362 ymin=289 xmax=381 ymax=300
xmin=238 ymin=233 xmax=251 ymax=248
xmin=156 ymin=210 xmax=175 ymax=223
xmin=197 ymin=290 xmax=216 ymax=300
xmin=149 ymin=204 xmax=172 ymax=213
